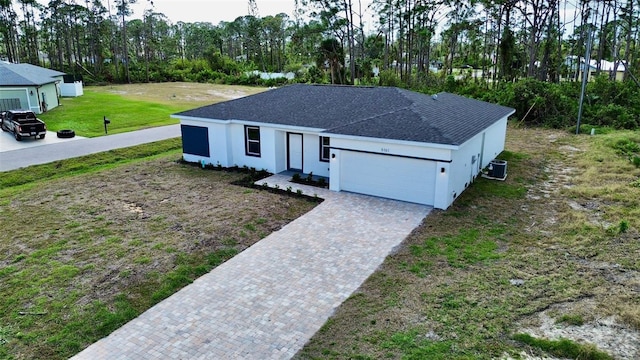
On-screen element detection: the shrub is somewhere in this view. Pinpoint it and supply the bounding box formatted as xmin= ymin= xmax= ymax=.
xmin=378 ymin=69 xmax=403 ymax=87
xmin=611 ymin=138 xmax=640 ymax=157
xmin=619 ymin=220 xmax=629 ymax=234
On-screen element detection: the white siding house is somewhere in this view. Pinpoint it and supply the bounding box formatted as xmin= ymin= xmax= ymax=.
xmin=172 ymin=84 xmax=514 ymax=210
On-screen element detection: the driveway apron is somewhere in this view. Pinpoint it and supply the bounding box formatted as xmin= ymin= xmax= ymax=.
xmin=71 ymin=175 xmax=432 ymax=359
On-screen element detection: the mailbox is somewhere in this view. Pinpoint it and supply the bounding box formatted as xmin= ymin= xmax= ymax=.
xmin=104 ymin=116 xmax=111 ymax=134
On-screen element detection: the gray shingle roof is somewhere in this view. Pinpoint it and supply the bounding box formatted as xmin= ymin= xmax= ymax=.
xmin=0 ymin=61 xmax=65 ymax=86
xmin=175 ymin=84 xmax=515 ymax=146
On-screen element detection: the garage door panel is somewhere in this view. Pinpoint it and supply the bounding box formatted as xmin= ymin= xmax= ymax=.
xmin=340 ymin=151 xmax=436 ymax=205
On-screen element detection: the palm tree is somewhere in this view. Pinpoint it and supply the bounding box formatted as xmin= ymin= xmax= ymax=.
xmin=318 ymin=37 xmax=345 ymax=83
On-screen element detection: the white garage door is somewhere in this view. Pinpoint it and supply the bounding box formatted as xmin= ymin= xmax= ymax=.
xmin=340 ymin=151 xmax=437 ymax=205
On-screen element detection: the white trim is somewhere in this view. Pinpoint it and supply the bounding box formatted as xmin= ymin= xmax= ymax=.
xmin=245 ymin=125 xmax=261 ymax=157
xmin=173 ymin=115 xmax=463 ymax=150
xmin=287 ymin=132 xmax=303 ymax=170
xmin=171 ymin=115 xmax=326 ymax=133
xmin=319 ymin=136 xmax=330 ymax=162
xmin=322 ymin=132 xmax=460 ymax=150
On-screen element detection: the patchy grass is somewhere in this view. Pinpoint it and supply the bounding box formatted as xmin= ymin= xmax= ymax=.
xmin=294 ymin=124 xmax=640 ymax=359
xmin=0 ymin=138 xmax=182 ymax=190
xmin=513 ymin=333 xmax=613 ymax=360
xmin=0 ymin=149 xmax=317 ymax=359
xmin=555 ymin=314 xmax=585 ymax=326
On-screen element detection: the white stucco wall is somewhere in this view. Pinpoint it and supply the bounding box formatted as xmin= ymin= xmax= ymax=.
xmin=302 ymin=133 xmax=330 ymax=177
xmin=433 ymin=161 xmax=451 ymax=209
xmin=445 ymin=117 xmax=509 ymax=208
xmin=449 ymin=133 xmax=484 ymax=205
xmin=273 ymin=130 xmax=287 ymax=173
xmin=481 ymin=117 xmax=509 ymax=167
xmin=329 ymin=136 xmax=453 ymax=161
xmin=177 ymin=118 xmax=330 ymax=176
xmin=226 ymin=123 xmax=277 ymax=171
xmin=175 ymin=115 xmax=510 ymax=210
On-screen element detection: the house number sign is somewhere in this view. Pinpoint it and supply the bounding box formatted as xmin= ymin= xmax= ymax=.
xmin=381 ymin=148 xmax=391 ymax=153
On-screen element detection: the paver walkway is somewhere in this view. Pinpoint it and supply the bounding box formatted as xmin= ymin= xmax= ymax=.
xmin=71 ymin=175 xmax=431 ymax=359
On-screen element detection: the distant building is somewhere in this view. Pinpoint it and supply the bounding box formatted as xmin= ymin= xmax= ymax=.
xmin=0 ymin=61 xmax=83 ymax=114
xmin=566 ymin=56 xmax=627 ymax=82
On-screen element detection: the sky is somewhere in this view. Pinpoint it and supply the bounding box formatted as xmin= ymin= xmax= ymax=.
xmin=126 ymin=0 xmax=378 ymax=33
xmin=129 ymin=0 xmax=299 ymax=25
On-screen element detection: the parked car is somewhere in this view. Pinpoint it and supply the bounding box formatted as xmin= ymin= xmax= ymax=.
xmin=0 ymin=110 xmax=47 ymax=141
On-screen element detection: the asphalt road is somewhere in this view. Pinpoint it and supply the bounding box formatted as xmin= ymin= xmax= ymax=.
xmin=0 ymin=125 xmax=181 ymax=172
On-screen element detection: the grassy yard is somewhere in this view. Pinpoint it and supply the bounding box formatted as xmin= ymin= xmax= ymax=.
xmin=0 ymin=141 xmax=318 ymax=360
xmin=38 ymin=83 xmax=266 ymax=137
xmin=2 ymin=83 xmax=638 ymax=359
xmin=294 ymin=125 xmax=640 ymax=359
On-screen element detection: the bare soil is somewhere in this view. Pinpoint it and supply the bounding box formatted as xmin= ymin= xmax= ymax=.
xmin=295 ymin=126 xmax=640 ymax=359
xmin=0 ymin=158 xmax=318 ymax=359
xmin=0 ymin=83 xmax=312 ymax=359
xmin=5 ymin=159 xmax=316 ymax=302
xmin=89 ymin=82 xmax=267 ymax=108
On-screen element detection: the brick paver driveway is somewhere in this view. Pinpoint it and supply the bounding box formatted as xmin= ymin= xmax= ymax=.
xmin=71 ymin=175 xmax=431 ymax=359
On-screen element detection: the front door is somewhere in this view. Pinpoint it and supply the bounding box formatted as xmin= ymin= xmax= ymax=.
xmin=287 ymin=133 xmax=303 ymax=171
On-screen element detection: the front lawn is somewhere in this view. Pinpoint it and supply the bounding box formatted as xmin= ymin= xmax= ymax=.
xmin=38 ymin=83 xmax=267 ymax=137
xmin=0 ymin=143 xmax=318 ymax=359
xmin=38 ymin=90 xmax=185 ymax=137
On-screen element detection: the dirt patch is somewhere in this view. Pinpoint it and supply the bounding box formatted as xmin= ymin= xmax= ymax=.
xmin=518 ymin=301 xmax=640 ymax=360
xmin=0 ymin=157 xmax=317 ymax=359
xmin=91 ymin=82 xmax=268 ymax=108
xmin=510 ymin=128 xmax=639 ymax=358
xmin=294 ymin=125 xmax=640 ymax=359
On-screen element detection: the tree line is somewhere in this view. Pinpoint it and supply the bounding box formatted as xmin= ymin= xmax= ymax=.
xmin=1 ymin=0 xmax=639 ymax=128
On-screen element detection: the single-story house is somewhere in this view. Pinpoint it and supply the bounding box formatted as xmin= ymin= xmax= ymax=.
xmin=0 ymin=61 xmax=83 ymax=113
xmin=565 ymin=56 xmax=627 ymax=82
xmin=171 ymin=84 xmax=515 ymax=209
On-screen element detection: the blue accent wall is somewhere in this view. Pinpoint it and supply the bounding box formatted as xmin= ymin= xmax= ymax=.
xmin=181 ymin=125 xmax=210 ymax=157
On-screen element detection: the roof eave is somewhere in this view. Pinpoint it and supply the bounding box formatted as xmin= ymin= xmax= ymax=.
xmin=172 ymin=115 xmax=326 ymax=133
xmin=321 ymin=132 xmax=459 ymax=150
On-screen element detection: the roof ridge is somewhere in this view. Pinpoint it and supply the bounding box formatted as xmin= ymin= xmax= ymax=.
xmin=324 ymin=87 xmax=454 ymax=143
xmin=394 ymin=88 xmax=455 ymax=143
xmin=323 ymin=87 xmax=413 ymax=132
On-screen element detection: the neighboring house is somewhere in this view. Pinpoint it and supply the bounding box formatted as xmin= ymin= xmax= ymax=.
xmin=0 ymin=61 xmax=83 ymax=114
xmin=566 ymin=56 xmax=627 ymax=82
xmin=246 ymin=70 xmax=296 ymax=80
xmin=172 ymin=84 xmax=515 ymax=210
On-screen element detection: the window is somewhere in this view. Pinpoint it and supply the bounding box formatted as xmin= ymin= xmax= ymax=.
xmin=319 ymin=136 xmax=330 ymax=162
xmin=181 ymin=125 xmax=210 ymax=157
xmin=245 ymin=126 xmax=261 ymax=157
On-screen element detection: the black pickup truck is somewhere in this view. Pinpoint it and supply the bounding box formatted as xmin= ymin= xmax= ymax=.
xmin=0 ymin=110 xmax=47 ymax=141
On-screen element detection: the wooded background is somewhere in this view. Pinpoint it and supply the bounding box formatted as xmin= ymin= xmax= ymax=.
xmin=1 ymin=0 xmax=639 ymax=128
